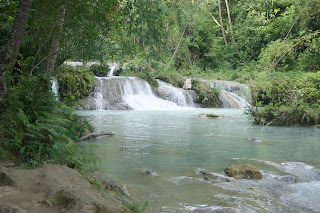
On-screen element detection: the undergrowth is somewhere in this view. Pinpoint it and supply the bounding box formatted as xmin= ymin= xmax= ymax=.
xmin=0 ymin=75 xmax=98 ymax=168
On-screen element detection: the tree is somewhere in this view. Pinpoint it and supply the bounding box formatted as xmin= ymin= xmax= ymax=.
xmin=43 ymin=4 xmax=65 ymax=74
xmin=224 ymin=0 xmax=239 ymax=52
xmin=0 ymin=0 xmax=32 ymax=97
xmin=218 ymin=0 xmax=228 ymax=46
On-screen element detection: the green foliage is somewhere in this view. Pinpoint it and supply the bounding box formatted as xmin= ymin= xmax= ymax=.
xmin=55 ymin=141 xmax=99 ymax=171
xmin=0 ymin=146 xmax=9 ymax=160
xmin=192 ymin=79 xmax=221 ymax=107
xmin=125 ymin=201 xmax=149 ymax=213
xmin=155 ymin=71 xmax=184 ymax=88
xmin=0 ymin=75 xmax=96 ymax=166
xmin=0 ymin=75 xmax=68 ymax=163
xmin=55 ymin=65 xmax=94 ymax=106
xmin=249 ymin=104 xmax=320 ymax=126
xmin=89 ymin=64 xmax=110 ymax=77
xmin=121 ymin=59 xmax=165 ymax=90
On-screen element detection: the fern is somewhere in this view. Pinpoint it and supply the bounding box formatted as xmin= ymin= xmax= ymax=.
xmin=0 ymin=74 xmax=95 ymax=165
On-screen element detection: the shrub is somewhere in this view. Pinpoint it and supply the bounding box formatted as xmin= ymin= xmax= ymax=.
xmin=249 ymin=104 xmax=320 ymax=126
xmin=0 ymin=75 xmax=96 ymax=166
xmin=155 ymin=71 xmax=184 ymax=88
xmin=192 ymin=79 xmax=221 ymax=107
xmin=89 ymin=64 xmax=110 ymax=77
xmin=56 ymin=65 xmax=94 ymax=106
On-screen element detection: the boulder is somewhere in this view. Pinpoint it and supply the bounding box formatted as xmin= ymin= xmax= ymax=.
xmin=224 ymin=164 xmax=262 ymax=179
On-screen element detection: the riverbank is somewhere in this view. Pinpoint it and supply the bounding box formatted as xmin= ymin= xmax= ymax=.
xmin=0 ymin=163 xmax=130 ymax=213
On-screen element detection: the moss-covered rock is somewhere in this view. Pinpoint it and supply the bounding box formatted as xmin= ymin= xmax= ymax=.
xmin=224 ymin=164 xmax=262 ymax=179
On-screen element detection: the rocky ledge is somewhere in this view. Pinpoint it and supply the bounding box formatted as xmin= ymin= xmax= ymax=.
xmin=0 ymin=164 xmax=130 ymax=213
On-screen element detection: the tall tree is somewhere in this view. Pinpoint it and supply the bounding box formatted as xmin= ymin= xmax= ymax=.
xmin=224 ymin=0 xmax=239 ymax=52
xmin=218 ymin=0 xmax=228 ymax=46
xmin=0 ymin=0 xmax=32 ymax=97
xmin=43 ymin=4 xmax=65 ymax=74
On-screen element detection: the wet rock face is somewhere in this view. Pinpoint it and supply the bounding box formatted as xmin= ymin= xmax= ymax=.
xmin=224 ymin=164 xmax=263 ymax=179
xmin=155 ymin=79 xmax=196 ymax=107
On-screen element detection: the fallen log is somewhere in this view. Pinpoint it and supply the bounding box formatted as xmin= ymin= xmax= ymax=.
xmin=79 ymin=131 xmax=114 ymax=141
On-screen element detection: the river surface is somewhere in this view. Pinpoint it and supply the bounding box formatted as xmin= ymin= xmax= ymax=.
xmin=78 ymin=109 xmax=320 ymax=213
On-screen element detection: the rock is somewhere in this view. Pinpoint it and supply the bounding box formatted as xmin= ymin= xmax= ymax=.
xmin=1 ymin=163 xmax=16 ymax=168
xmin=198 ymin=114 xmax=231 ymax=119
xmin=0 ymin=166 xmax=17 ymax=187
xmin=193 ymin=207 xmax=237 ymax=213
xmin=0 ymin=205 xmax=26 ymax=213
xmin=0 ymin=164 xmax=128 ymax=213
xmin=224 ymin=164 xmax=263 ymax=179
xmin=142 ymin=169 xmax=159 ymax=177
xmin=196 ymin=169 xmax=235 ymax=182
xmin=275 ymin=175 xmax=297 ymax=184
xmin=248 ymin=137 xmax=262 ymax=143
xmin=86 ymin=171 xmax=130 ymax=196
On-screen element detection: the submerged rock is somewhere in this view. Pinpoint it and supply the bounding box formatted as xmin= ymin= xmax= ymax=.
xmin=275 ymin=175 xmax=297 ymax=184
xmin=224 ymin=164 xmax=262 ymax=179
xmin=196 ymin=168 xmax=235 ymax=182
xmin=142 ymin=169 xmax=159 ymax=177
xmin=248 ymin=137 xmax=262 ymax=143
xmin=198 ymin=114 xmax=231 ymax=119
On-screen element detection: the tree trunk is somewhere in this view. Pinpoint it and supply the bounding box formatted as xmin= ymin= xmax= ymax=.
xmin=0 ymin=0 xmax=32 ymax=98
xmin=224 ymin=0 xmax=239 ymax=52
xmin=218 ymin=0 xmax=228 ymax=46
xmin=44 ymin=5 xmax=66 ymax=74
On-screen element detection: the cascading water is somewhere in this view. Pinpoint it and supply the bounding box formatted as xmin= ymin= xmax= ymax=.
xmin=78 ymin=77 xmax=181 ymax=110
xmin=155 ymin=80 xmax=196 ymax=107
xmin=107 ymin=63 xmax=119 ymax=77
xmin=50 ymin=77 xmax=59 ymax=99
xmin=206 ymin=80 xmax=251 ymax=108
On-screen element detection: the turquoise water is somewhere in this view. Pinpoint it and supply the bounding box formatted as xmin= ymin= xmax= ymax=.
xmin=78 ymin=109 xmax=320 ymax=212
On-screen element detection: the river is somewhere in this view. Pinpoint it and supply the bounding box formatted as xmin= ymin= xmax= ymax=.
xmin=78 ymin=108 xmax=320 ymax=213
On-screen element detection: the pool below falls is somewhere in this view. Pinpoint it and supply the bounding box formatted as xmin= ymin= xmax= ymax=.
xmin=78 ymin=109 xmax=320 ymax=213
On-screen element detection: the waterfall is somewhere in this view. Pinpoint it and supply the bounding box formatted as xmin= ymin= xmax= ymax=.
xmin=206 ymin=80 xmax=251 ymax=108
xmin=78 ymin=77 xmax=181 ymax=110
xmin=155 ymin=80 xmax=196 ymax=107
xmin=107 ymin=63 xmax=119 ymax=77
xmin=50 ymin=77 xmax=59 ymax=99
